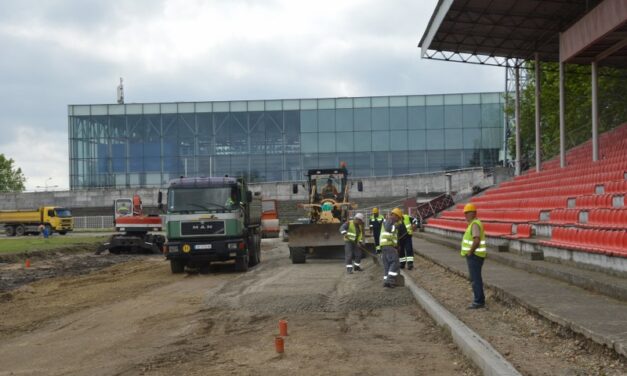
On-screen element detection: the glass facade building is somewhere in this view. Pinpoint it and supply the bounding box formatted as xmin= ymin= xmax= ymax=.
xmin=68 ymin=92 xmax=504 ymax=189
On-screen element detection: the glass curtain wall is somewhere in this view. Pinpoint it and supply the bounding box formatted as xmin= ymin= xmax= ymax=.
xmin=68 ymin=93 xmax=504 ymax=189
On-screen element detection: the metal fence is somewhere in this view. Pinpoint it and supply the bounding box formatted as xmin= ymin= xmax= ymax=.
xmin=74 ymin=216 xmax=114 ymax=229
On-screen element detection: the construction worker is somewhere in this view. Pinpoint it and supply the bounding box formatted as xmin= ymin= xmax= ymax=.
xmin=381 ymin=208 xmax=402 ymax=288
xmin=369 ymin=207 xmax=384 ymax=253
xmin=225 ymin=190 xmax=238 ymax=209
xmin=340 ymin=212 xmax=365 ymax=274
xmin=321 ymin=178 xmax=339 ymax=198
xmin=117 ymin=202 xmax=130 ymax=216
xmin=398 ymin=212 xmax=418 ymax=270
xmin=461 ymin=203 xmax=487 ymax=309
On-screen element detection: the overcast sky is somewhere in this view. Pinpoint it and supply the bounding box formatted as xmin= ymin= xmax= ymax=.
xmin=0 ymin=0 xmax=503 ymax=191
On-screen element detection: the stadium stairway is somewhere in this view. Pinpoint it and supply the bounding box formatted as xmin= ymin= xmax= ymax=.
xmin=418 ymin=123 xmax=627 ymax=357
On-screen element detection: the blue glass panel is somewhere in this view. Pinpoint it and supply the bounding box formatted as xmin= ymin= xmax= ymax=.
xmin=444 ymin=105 xmax=462 ymax=128
xmin=301 ymin=133 xmax=318 ymax=153
xmin=284 ymin=111 xmax=301 ymax=154
xmin=318 ymin=109 xmax=335 ymax=132
xmin=336 ymin=132 xmax=353 ymax=152
xmin=482 ymin=103 xmax=502 ymax=128
xmin=265 ymin=155 xmax=283 ymax=181
xmin=390 ymin=151 xmax=408 ymax=175
xmin=300 ymin=110 xmax=317 ymax=132
xmin=482 ymin=127 xmax=502 ymax=149
xmin=390 ymin=107 xmax=407 ymax=130
xmin=354 ymin=132 xmax=372 ymax=152
xmin=372 ymin=108 xmax=389 ymax=130
xmin=444 ymin=150 xmax=462 ymax=169
xmin=373 ymin=152 xmax=389 ymax=176
xmin=372 ymin=131 xmax=389 ymax=151
xmin=463 ymin=128 xmax=482 ymax=149
xmin=426 ymin=150 xmax=445 ymax=172
xmin=463 ymin=104 xmax=481 ymax=128
xmin=354 ymin=108 xmax=371 ymax=131
xmin=112 ymin=158 xmax=125 ymax=173
xmin=426 ymin=129 xmax=444 ymax=150
xmin=426 ymin=105 xmax=444 ymax=129
xmin=144 ymin=158 xmax=161 ymax=172
xmin=390 ymin=130 xmax=408 ymax=151
xmin=444 ymin=129 xmax=462 ymax=149
xmin=318 ymin=132 xmax=336 ymax=153
xmin=408 ymin=150 xmax=426 ymax=172
xmin=408 ymin=130 xmax=426 ymax=150
xmin=251 ymin=157 xmax=266 ymax=181
xmin=336 ymin=109 xmax=353 ymax=131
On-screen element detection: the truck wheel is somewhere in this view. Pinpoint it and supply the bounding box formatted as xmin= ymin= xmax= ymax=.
xmin=5 ymin=226 xmax=15 ymax=237
xmin=290 ymin=247 xmax=306 ymax=264
xmin=235 ymin=254 xmax=249 ymax=272
xmin=59 ymin=231 xmax=67 ymax=235
xmin=15 ymin=225 xmax=25 ymax=237
xmin=170 ymin=260 xmax=185 ymax=274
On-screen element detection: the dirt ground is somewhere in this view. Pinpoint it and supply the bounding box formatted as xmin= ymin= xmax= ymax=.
xmin=2 ymin=239 xmax=625 ymax=375
xmin=0 ymin=245 xmax=144 ymax=291
xmin=406 ymin=255 xmax=627 ymax=376
xmin=0 ymin=239 xmax=478 ymax=376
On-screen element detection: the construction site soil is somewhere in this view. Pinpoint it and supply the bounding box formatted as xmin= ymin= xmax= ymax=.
xmin=0 ymin=239 xmax=624 ymax=375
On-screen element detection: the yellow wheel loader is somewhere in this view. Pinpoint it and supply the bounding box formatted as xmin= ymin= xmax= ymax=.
xmin=287 ymin=166 xmax=363 ymax=263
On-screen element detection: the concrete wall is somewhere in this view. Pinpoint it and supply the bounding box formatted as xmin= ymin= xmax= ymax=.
xmin=0 ymin=168 xmax=492 ymax=211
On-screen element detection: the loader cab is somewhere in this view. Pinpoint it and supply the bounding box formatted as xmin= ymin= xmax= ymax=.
xmin=307 ymin=168 xmax=348 ymax=202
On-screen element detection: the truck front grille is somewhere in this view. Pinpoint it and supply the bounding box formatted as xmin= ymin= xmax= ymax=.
xmin=181 ymin=221 xmax=225 ymax=236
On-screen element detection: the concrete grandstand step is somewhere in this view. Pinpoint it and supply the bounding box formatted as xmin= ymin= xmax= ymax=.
xmin=419 ymin=231 xmax=627 ymax=301
xmin=412 ymin=233 xmax=627 ymax=357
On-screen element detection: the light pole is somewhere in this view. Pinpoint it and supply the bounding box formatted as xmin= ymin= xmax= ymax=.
xmin=36 ymin=177 xmax=58 ymax=192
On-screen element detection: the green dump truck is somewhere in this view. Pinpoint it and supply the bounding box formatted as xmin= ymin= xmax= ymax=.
xmin=160 ymin=177 xmax=261 ymax=273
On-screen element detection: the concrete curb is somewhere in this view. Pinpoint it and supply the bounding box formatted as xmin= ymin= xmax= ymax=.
xmin=401 ymin=270 xmax=522 ymax=376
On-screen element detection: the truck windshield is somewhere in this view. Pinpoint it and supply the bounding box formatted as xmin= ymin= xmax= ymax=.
xmin=55 ymin=208 xmax=72 ymax=217
xmin=168 ymin=187 xmax=238 ymax=213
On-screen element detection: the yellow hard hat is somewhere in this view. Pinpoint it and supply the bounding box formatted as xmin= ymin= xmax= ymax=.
xmin=372 ymin=207 xmax=379 ymax=214
xmin=391 ymin=208 xmax=403 ymax=218
xmin=463 ymin=203 xmax=477 ymax=213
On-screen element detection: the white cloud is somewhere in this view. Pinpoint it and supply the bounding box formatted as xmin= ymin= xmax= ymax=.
xmin=0 ymin=0 xmax=504 ymax=190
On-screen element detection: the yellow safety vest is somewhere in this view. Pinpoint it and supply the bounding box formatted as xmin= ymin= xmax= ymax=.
xmin=379 ymin=223 xmax=398 ymax=247
xmin=403 ymin=215 xmax=413 ymax=236
xmin=344 ymin=221 xmax=363 ymax=243
xmin=461 ymin=219 xmax=487 ymax=258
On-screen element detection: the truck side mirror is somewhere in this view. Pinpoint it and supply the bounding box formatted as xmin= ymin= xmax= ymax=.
xmin=157 ymin=191 xmax=163 ymax=210
xmin=246 ymin=191 xmax=253 ymax=203
xmin=292 ymin=184 xmax=298 ymax=194
xmin=357 ymin=181 xmax=363 ymax=192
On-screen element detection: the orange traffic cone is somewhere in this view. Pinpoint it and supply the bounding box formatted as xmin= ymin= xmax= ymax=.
xmin=25 ymin=258 xmax=31 ymax=268
xmin=275 ymin=336 xmax=284 ymax=353
xmin=279 ymin=320 xmax=288 ymax=337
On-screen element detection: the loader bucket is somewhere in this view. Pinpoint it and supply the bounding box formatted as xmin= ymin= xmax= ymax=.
xmin=287 ymin=222 xmax=344 ymax=248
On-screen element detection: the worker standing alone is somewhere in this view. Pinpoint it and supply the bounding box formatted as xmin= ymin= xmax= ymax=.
xmin=369 ymin=208 xmax=384 ymax=253
xmin=340 ymin=213 xmax=365 ymax=274
xmin=380 ymin=208 xmax=402 ymax=288
xmin=461 ymin=203 xmax=487 ymax=309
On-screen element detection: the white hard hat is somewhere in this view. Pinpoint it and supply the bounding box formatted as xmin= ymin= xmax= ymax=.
xmin=354 ymin=213 xmax=365 ymax=221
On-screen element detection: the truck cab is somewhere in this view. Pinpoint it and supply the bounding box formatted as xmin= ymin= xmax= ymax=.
xmin=161 ymin=177 xmax=261 ymax=273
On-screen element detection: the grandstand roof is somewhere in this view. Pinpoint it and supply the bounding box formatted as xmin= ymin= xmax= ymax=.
xmin=419 ymin=0 xmax=627 ymax=67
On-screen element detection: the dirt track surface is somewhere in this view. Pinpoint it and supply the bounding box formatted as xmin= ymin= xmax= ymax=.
xmin=0 ymin=246 xmax=144 ymax=291
xmin=0 ymin=239 xmax=478 ymax=376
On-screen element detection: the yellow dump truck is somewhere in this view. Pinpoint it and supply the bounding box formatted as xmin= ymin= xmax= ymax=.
xmin=0 ymin=207 xmax=73 ymax=236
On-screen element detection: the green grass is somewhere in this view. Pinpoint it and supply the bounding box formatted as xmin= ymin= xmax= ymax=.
xmin=0 ymin=236 xmax=107 ymax=254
